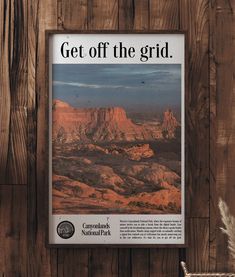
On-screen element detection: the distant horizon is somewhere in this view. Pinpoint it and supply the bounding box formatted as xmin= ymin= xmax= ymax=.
xmin=52 ymin=64 xmax=181 ymax=115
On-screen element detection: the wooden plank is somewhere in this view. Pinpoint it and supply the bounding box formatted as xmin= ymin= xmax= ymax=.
xmin=150 ymin=249 xmax=179 ymax=277
xmin=209 ymin=0 xmax=235 ymax=272
xmin=57 ymin=1 xmax=90 ymax=275
xmin=132 ymin=249 xmax=150 ymax=277
xmin=208 ymin=0 xmax=217 ymax=271
xmin=58 ymin=249 xmax=89 ymax=277
xmin=119 ymin=0 xmax=149 ymax=30
xmin=0 ymin=185 xmax=27 ymax=276
xmin=89 ymin=248 xmax=118 ymax=277
xmin=179 ymin=0 xmax=210 ymax=218
xmin=118 ymin=0 xmax=134 ymax=30
xmin=58 ymin=0 xmax=88 ymax=30
xmin=85 ymin=2 xmax=119 ymax=276
xmin=118 ymin=249 xmax=131 ymax=277
xmin=148 ymin=1 xmax=180 ymax=276
xmin=0 ymin=0 xmax=27 ymax=184
xmin=118 ymin=1 xmax=150 ymax=275
xmin=118 ymin=1 xmax=151 ymax=274
xmin=186 ymin=218 xmax=209 ymax=272
xmin=87 ymin=0 xmax=118 ymax=30
xmin=27 ymin=0 xmax=58 ymax=276
xmin=149 ymin=0 xmax=179 ymax=29
xmin=118 ymin=1 xmax=149 ymax=274
xmin=179 ymin=0 xmax=210 ymax=273
xmin=117 ymin=0 xmax=152 ymax=272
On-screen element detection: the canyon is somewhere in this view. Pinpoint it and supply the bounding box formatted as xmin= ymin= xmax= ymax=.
xmin=52 ymin=99 xmax=179 ymax=143
xmin=52 ymin=99 xmax=181 ymax=214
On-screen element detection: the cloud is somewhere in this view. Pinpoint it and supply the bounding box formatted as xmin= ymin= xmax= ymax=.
xmin=53 ymin=80 xmax=132 ymax=90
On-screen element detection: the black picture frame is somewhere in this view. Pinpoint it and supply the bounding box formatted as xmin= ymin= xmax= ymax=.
xmin=46 ymin=30 xmax=188 ymax=248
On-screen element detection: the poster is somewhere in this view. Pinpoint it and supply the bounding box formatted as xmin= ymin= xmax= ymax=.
xmin=48 ymin=32 xmax=185 ymax=246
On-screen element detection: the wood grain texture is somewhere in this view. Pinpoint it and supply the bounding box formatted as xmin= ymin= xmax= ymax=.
xmin=0 ymin=185 xmax=27 ymax=276
xmin=56 ymin=2 xmax=90 ymax=276
xmin=0 ymin=0 xmax=27 ymax=184
xmin=186 ymin=218 xmax=209 ymax=272
xmin=86 ymin=2 xmax=119 ymax=276
xmin=118 ymin=2 xmax=150 ymax=274
xmin=149 ymin=1 xmax=180 ymax=276
xmin=209 ymin=0 xmax=235 ymax=272
xmin=119 ymin=0 xmax=149 ymax=30
xmin=58 ymin=0 xmax=88 ymax=30
xmin=27 ymin=0 xmax=58 ymax=276
xmin=89 ymin=248 xmax=118 ymax=277
xmin=180 ymin=0 xmax=210 ymax=218
xmin=58 ymin=249 xmax=89 ymax=277
xmin=132 ymin=249 xmax=150 ymax=277
xmin=209 ymin=0 xmax=217 ymax=271
xmin=150 ymin=249 xmax=179 ymax=277
xmin=118 ymin=249 xmax=131 ymax=277
xmin=149 ymin=0 xmax=179 ymax=29
xmin=118 ymin=0 xmax=135 ymax=30
xmin=87 ymin=0 xmax=118 ymax=30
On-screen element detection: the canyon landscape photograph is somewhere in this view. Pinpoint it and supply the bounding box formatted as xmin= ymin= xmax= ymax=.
xmin=52 ymin=64 xmax=182 ymax=214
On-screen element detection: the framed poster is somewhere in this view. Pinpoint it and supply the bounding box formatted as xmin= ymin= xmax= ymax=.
xmin=47 ymin=31 xmax=186 ymax=246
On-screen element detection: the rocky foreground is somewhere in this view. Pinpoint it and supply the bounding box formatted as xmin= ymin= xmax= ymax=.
xmin=53 ymin=141 xmax=181 ymax=214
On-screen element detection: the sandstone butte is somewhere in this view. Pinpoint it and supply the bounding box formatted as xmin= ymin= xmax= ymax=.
xmin=162 ymin=109 xmax=180 ymax=138
xmin=52 ymin=99 xmax=179 ymax=143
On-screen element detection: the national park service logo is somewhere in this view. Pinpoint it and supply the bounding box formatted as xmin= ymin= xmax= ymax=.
xmin=57 ymin=221 xmax=75 ymax=239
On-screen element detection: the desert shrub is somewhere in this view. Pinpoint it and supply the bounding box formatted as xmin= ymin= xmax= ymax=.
xmin=128 ymin=201 xmax=146 ymax=208
xmin=128 ymin=201 xmax=165 ymax=211
xmin=89 ymin=193 xmax=97 ymax=199
xmin=168 ymin=201 xmax=177 ymax=210
xmin=115 ymin=200 xmax=123 ymax=205
xmin=53 ymin=181 xmax=64 ymax=190
xmin=128 ymin=201 xmax=136 ymax=207
xmin=72 ymin=186 xmax=82 ymax=197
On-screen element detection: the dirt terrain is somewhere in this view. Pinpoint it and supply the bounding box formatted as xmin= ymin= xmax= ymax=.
xmin=52 ymin=100 xmax=182 ymax=214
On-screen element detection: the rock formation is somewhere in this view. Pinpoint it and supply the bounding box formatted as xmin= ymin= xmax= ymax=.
xmin=52 ymin=101 xmax=182 ymax=215
xmin=77 ymin=143 xmax=155 ymax=161
xmin=52 ymin=100 xmax=163 ymax=143
xmin=52 ymin=100 xmax=179 ymax=143
xmin=121 ymin=144 xmax=154 ymax=161
xmin=161 ymin=109 xmax=179 ymax=138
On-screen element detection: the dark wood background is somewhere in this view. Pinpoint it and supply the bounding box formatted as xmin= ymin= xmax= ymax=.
xmin=0 ymin=0 xmax=234 ymax=276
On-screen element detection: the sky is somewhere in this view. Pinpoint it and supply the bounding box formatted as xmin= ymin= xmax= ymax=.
xmin=52 ymin=64 xmax=181 ymax=114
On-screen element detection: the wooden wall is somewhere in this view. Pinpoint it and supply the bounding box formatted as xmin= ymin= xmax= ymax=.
xmin=0 ymin=0 xmax=234 ymax=276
